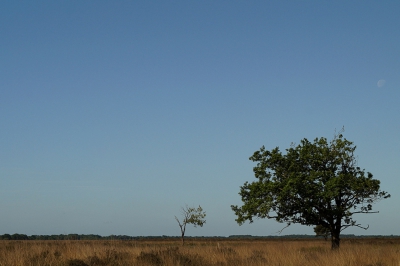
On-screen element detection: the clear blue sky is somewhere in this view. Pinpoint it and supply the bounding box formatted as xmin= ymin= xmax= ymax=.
xmin=1 ymin=1 xmax=399 ymax=237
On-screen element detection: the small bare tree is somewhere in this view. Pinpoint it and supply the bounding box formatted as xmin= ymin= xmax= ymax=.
xmin=175 ymin=205 xmax=206 ymax=245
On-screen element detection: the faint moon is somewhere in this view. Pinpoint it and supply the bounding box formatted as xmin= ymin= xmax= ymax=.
xmin=377 ymin=79 xmax=386 ymax=87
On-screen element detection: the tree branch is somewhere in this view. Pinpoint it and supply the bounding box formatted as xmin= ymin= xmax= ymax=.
xmin=341 ymin=223 xmax=369 ymax=232
xmin=351 ymin=211 xmax=379 ymax=214
xmin=276 ymin=223 xmax=291 ymax=234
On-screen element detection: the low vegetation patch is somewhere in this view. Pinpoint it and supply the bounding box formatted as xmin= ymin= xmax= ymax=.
xmin=0 ymin=238 xmax=399 ymax=266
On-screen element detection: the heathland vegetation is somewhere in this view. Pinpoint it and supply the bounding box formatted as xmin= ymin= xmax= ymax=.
xmin=0 ymin=238 xmax=399 ymax=266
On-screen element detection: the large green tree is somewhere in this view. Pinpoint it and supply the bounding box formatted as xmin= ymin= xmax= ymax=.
xmin=231 ymin=132 xmax=390 ymax=249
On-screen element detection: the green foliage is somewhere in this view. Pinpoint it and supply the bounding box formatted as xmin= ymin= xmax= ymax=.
xmin=175 ymin=205 xmax=206 ymax=228
xmin=231 ymin=131 xmax=390 ymax=249
xmin=314 ymin=225 xmax=330 ymax=240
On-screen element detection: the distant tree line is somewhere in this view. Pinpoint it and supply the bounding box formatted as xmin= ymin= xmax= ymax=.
xmin=0 ymin=234 xmax=136 ymax=240
xmin=227 ymin=235 xmax=400 ymax=239
xmin=0 ymin=233 xmax=398 ymax=241
xmin=0 ymin=234 xmax=223 ymax=240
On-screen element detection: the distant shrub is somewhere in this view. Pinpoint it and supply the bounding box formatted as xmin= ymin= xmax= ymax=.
xmin=66 ymin=259 xmax=88 ymax=266
xmin=136 ymin=250 xmax=162 ymax=266
xmin=26 ymin=250 xmax=50 ymax=266
xmin=136 ymin=247 xmax=205 ymax=266
xmin=86 ymin=255 xmax=104 ymax=266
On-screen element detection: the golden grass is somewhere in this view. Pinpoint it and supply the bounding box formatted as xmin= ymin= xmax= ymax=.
xmin=0 ymin=238 xmax=399 ymax=266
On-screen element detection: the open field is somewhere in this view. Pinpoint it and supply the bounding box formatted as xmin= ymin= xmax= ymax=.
xmin=0 ymin=238 xmax=399 ymax=266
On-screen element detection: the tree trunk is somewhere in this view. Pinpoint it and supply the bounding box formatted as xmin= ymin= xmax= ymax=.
xmin=331 ymin=232 xmax=340 ymax=249
xmin=181 ymin=232 xmax=185 ymax=246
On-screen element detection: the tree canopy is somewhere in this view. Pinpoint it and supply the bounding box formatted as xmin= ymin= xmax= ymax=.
xmin=231 ymin=131 xmax=390 ymax=249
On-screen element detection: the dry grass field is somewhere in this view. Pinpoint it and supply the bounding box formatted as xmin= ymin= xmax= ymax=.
xmin=0 ymin=238 xmax=399 ymax=266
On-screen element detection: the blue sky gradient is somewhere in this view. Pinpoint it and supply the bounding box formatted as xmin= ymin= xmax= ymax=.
xmin=1 ymin=1 xmax=399 ymax=236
